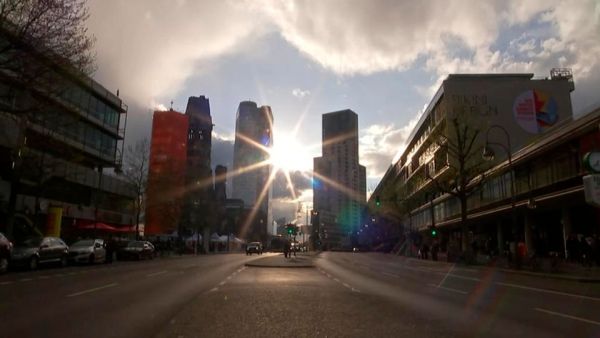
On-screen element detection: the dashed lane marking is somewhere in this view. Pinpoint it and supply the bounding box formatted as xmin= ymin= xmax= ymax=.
xmin=219 ymin=281 xmax=226 ymax=286
xmin=0 ymin=281 xmax=13 ymax=285
xmin=67 ymin=282 xmax=118 ymax=297
xmin=428 ymin=283 xmax=468 ymax=295
xmin=497 ymin=282 xmax=600 ymax=302
xmin=209 ymin=287 xmax=219 ymax=292
xmin=18 ymin=278 xmax=33 ymax=282
xmin=318 ymin=268 xmax=361 ymax=293
xmin=535 ymin=308 xmax=600 ymax=326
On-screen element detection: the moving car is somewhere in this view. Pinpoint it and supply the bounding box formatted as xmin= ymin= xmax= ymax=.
xmin=0 ymin=232 xmax=12 ymax=274
xmin=117 ymin=241 xmax=155 ymax=260
xmin=246 ymin=242 xmax=263 ymax=255
xmin=10 ymin=237 xmax=69 ymax=270
xmin=69 ymin=239 xmax=106 ymax=264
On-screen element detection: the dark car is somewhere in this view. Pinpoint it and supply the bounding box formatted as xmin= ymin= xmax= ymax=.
xmin=0 ymin=232 xmax=13 ymax=274
xmin=246 ymin=242 xmax=263 ymax=255
xmin=10 ymin=237 xmax=69 ymax=270
xmin=117 ymin=241 xmax=155 ymax=260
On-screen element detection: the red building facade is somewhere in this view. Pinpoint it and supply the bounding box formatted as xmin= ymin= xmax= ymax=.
xmin=146 ymin=110 xmax=189 ymax=235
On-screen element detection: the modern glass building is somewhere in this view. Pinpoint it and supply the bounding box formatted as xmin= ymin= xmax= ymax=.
xmin=0 ymin=27 xmax=135 ymax=240
xmin=231 ymin=101 xmax=273 ymax=241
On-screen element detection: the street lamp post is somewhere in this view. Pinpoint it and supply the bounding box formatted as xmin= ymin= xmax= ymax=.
xmin=482 ymin=124 xmax=517 ymax=241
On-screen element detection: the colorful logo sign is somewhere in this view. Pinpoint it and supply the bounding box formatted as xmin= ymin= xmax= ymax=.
xmin=513 ymin=90 xmax=558 ymax=134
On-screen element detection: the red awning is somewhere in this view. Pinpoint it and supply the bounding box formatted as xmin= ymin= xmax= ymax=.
xmin=74 ymin=220 xmax=135 ymax=233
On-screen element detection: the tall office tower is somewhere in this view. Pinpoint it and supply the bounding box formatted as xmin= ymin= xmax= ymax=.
xmin=231 ymin=101 xmax=273 ymax=240
xmin=146 ymin=109 xmax=189 ymax=235
xmin=183 ymin=96 xmax=213 ymax=234
xmin=313 ymin=109 xmax=366 ymax=248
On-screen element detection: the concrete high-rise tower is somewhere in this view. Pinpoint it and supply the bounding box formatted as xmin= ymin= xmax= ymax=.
xmin=313 ymin=109 xmax=366 ymax=248
xmin=231 ymin=101 xmax=273 ymax=241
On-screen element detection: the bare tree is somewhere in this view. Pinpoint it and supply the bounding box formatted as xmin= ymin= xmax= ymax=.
xmin=0 ymin=0 xmax=95 ymax=76
xmin=122 ymin=139 xmax=149 ymax=239
xmin=425 ymin=116 xmax=487 ymax=255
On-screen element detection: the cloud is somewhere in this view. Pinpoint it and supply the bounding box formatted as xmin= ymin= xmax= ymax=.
xmin=291 ymin=88 xmax=310 ymax=98
xmin=360 ymin=110 xmax=423 ymax=180
xmin=87 ymin=0 xmax=269 ymax=110
xmin=249 ymin=0 xmax=598 ymax=109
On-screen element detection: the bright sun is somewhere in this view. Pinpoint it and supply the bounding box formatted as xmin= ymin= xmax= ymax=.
xmin=268 ymin=135 xmax=313 ymax=172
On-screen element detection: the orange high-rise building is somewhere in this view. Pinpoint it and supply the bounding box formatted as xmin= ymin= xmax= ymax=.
xmin=145 ymin=109 xmax=189 ymax=235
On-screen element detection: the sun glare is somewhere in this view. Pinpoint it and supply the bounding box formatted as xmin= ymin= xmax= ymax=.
xmin=268 ymin=135 xmax=313 ymax=172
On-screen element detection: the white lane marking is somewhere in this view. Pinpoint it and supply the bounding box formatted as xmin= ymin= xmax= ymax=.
xmin=342 ymin=283 xmax=350 ymax=288
xmin=535 ymin=308 xmax=600 ymax=326
xmin=146 ymin=270 xmax=168 ymax=277
xmin=37 ymin=276 xmax=50 ymax=280
xmin=67 ymin=283 xmax=118 ymax=297
xmin=326 ymin=274 xmax=332 ymax=278
xmin=428 ymin=283 xmax=468 ymax=295
xmin=209 ymin=287 xmax=219 ymax=292
xmin=333 ymin=278 xmax=340 ymax=283
xmin=382 ymin=272 xmax=398 ymax=278
xmin=219 ymin=281 xmax=226 ymax=286
xmin=19 ymin=278 xmax=33 ymax=282
xmin=226 ymin=276 xmax=232 ymax=280
xmin=67 ymin=272 xmax=77 ymax=275
xmin=0 ymin=281 xmax=13 ymax=285
xmin=497 ymin=282 xmax=600 ymax=302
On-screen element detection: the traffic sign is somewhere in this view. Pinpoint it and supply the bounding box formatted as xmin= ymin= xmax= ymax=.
xmin=583 ymin=174 xmax=600 ymax=207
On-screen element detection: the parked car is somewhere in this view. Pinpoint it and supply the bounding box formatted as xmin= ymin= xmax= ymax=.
xmin=246 ymin=242 xmax=263 ymax=255
xmin=0 ymin=232 xmax=13 ymax=274
xmin=69 ymin=239 xmax=106 ymax=264
xmin=10 ymin=237 xmax=69 ymax=270
xmin=117 ymin=241 xmax=155 ymax=260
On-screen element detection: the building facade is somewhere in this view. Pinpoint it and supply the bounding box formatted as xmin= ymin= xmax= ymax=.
xmin=182 ymin=96 xmax=213 ymax=235
xmin=145 ymin=110 xmax=189 ymax=235
xmin=313 ymin=109 xmax=367 ymax=248
xmin=0 ymin=28 xmax=135 ymax=241
xmin=231 ymin=101 xmax=273 ymax=241
xmin=370 ymin=70 xmax=600 ymax=259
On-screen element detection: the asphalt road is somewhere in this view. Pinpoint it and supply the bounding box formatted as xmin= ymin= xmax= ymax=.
xmin=1 ymin=252 xmax=600 ymax=337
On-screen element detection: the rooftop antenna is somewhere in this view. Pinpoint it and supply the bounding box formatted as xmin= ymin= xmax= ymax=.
xmin=170 ymin=100 xmax=174 ymax=111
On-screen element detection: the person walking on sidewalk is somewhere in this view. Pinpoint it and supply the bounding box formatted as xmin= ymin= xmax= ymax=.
xmin=283 ymin=239 xmax=291 ymax=259
xmin=516 ymin=238 xmax=527 ymax=270
xmin=431 ymin=241 xmax=439 ymax=261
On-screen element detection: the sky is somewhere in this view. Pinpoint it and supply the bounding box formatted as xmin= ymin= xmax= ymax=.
xmin=86 ymin=0 xmax=600 ymax=222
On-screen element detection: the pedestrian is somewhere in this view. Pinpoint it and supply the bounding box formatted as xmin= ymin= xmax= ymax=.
xmin=421 ymin=243 xmax=429 ymax=260
xmin=516 ymin=238 xmax=527 ymax=270
xmin=431 ymin=241 xmax=439 ymax=261
xmin=581 ymin=235 xmax=594 ymax=268
xmin=105 ymin=235 xmax=114 ymax=263
xmin=283 ymin=240 xmax=291 ymax=258
xmin=566 ymin=234 xmax=577 ymax=263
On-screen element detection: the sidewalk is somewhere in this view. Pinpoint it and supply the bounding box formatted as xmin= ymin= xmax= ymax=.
xmin=401 ymin=252 xmax=600 ymax=282
xmin=245 ymin=253 xmax=315 ymax=268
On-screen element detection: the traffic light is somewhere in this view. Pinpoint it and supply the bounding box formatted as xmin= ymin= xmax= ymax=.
xmin=430 ymin=226 xmax=437 ymax=237
xmin=375 ymin=195 xmax=381 ymax=207
xmin=286 ymin=224 xmax=297 ymax=236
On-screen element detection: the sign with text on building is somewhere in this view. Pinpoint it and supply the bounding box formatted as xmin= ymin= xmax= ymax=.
xmin=513 ymin=89 xmax=558 ymax=134
xmin=583 ymin=175 xmax=600 ymax=207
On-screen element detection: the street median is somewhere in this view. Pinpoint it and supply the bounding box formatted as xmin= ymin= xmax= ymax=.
xmin=245 ymin=253 xmax=314 ymax=268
